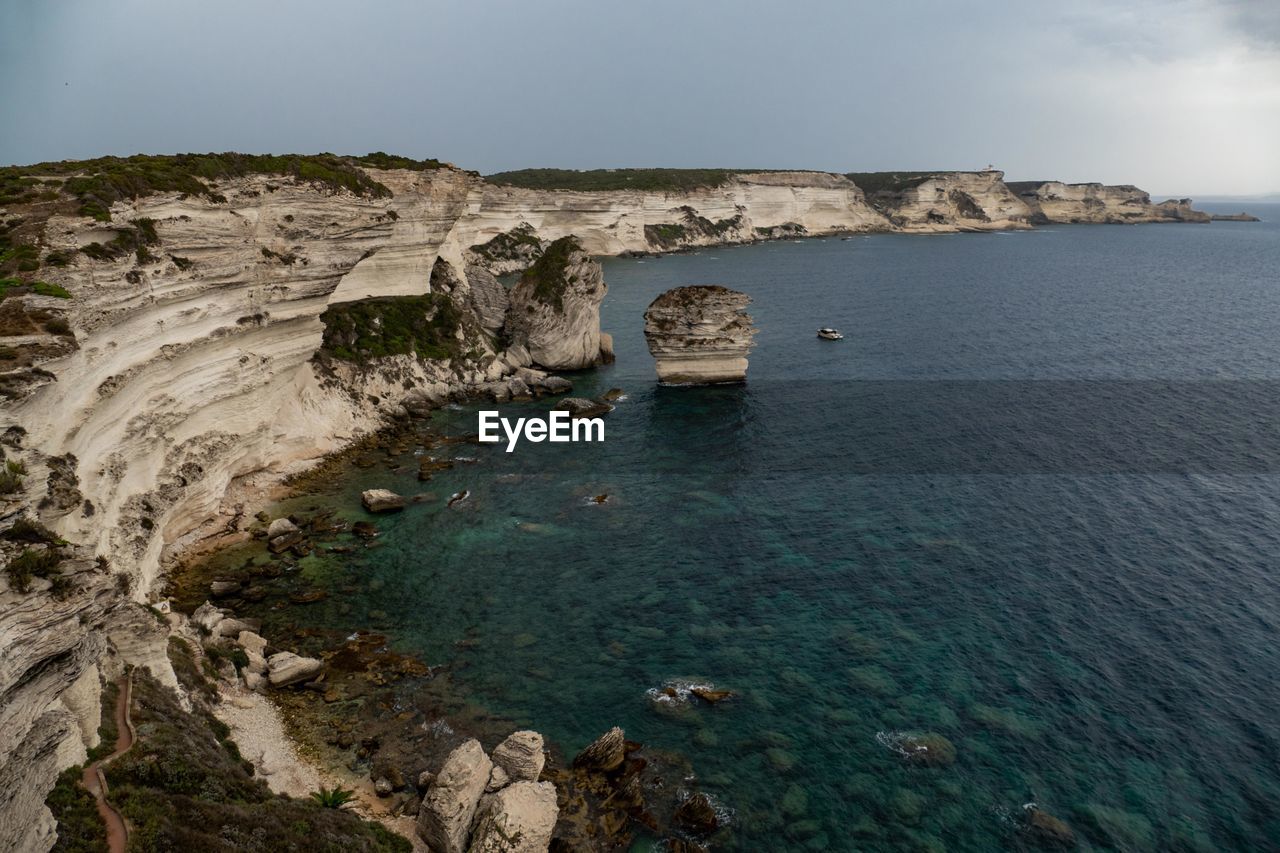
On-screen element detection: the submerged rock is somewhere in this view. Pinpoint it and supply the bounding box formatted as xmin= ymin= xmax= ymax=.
xmin=1023 ymin=806 xmax=1077 ymax=849
xmin=554 ymin=397 xmax=611 ymax=418
xmin=362 ymin=488 xmax=406 ymax=513
xmin=417 ymin=738 xmax=493 ymax=853
xmin=898 ymin=732 xmax=957 ymax=767
xmin=503 ymin=236 xmax=609 ymax=370
xmin=491 ymin=730 xmax=546 ymax=783
xmin=643 ymin=286 xmax=757 ymax=384
xmin=468 ymin=780 xmax=559 ymax=853
xmin=673 ymin=792 xmax=720 ymax=834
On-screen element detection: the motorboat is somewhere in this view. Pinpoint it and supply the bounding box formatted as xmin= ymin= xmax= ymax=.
xmin=817 ymin=328 xmax=844 ymax=340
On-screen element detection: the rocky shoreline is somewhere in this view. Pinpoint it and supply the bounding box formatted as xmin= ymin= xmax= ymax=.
xmin=161 ymin=413 xmax=730 ymax=851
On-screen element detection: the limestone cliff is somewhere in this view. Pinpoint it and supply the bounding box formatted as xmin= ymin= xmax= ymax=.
xmin=643 ymin=286 xmax=757 ymax=384
xmin=503 ymin=237 xmax=608 ymax=371
xmin=851 ymin=170 xmax=1033 ymax=232
xmin=1007 ymin=181 xmax=1213 ymax=224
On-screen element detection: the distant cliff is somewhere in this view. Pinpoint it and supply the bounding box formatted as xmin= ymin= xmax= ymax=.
xmin=1006 ymin=181 xmax=1212 ymax=224
xmin=0 ymin=154 xmax=1211 ymax=850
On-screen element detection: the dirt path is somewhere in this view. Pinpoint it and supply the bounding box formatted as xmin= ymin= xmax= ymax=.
xmin=81 ymin=670 xmax=135 ymax=853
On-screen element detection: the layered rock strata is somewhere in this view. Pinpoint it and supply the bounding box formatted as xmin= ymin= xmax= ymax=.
xmin=643 ymin=286 xmax=757 ymax=384
xmin=503 ymin=237 xmax=609 ymax=371
xmin=1008 ymin=181 xmax=1213 ymax=224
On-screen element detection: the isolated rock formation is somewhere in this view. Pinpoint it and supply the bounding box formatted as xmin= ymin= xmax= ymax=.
xmin=643 ymin=286 xmax=757 ymax=384
xmin=504 ymin=237 xmax=608 ymax=370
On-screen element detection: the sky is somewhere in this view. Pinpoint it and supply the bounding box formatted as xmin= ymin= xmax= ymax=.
xmin=1 ymin=0 xmax=1277 ymax=196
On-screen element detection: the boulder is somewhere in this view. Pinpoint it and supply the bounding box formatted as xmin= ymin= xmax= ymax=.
xmin=491 ymin=731 xmax=545 ymax=783
xmin=572 ymin=726 xmax=626 ymax=773
xmin=598 ymin=331 xmax=615 ymax=364
xmin=417 ymin=739 xmax=493 ymax=853
xmin=362 ymin=489 xmax=406 ymax=513
xmin=267 ymin=517 xmax=303 ymax=553
xmin=191 ymin=602 xmax=225 ymax=634
xmin=485 ymin=765 xmax=510 ymax=793
xmin=213 ymin=617 xmax=258 ymax=639
xmin=503 ymin=236 xmax=607 ymax=370
xmin=266 ymin=651 xmax=324 ymax=687
xmin=554 ymin=397 xmax=611 ymax=418
xmin=237 ymin=631 xmax=268 ymax=657
xmin=467 ymin=781 xmax=559 ymax=853
xmin=643 ymin=286 xmax=757 ymax=384
xmin=210 ymin=579 xmax=241 ymax=597
xmin=541 ymin=375 xmax=573 ymax=394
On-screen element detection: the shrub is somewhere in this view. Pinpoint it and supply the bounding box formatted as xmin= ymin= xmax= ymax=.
xmin=4 ymin=546 xmax=63 ymax=593
xmin=32 ymin=282 xmax=71 ymax=298
xmin=1 ymin=459 xmax=25 ymax=493
xmin=44 ymin=249 xmax=74 ymax=267
xmin=311 ymin=786 xmax=356 ymax=809
xmin=3 ymin=517 xmax=64 ymax=544
xmin=319 ymin=294 xmax=463 ymax=363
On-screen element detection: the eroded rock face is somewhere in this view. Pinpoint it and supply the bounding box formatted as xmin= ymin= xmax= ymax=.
xmin=503 ymin=237 xmax=608 ymax=371
xmin=643 ymin=286 xmax=757 ymax=385
xmin=467 ymin=781 xmax=559 ymax=853
xmin=491 ymin=730 xmax=545 ymax=783
xmin=1011 ymin=181 xmax=1212 ymax=224
xmin=418 ymin=738 xmax=493 ymax=853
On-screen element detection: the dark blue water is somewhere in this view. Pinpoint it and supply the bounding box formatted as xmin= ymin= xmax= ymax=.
xmin=262 ymin=207 xmax=1280 ymax=850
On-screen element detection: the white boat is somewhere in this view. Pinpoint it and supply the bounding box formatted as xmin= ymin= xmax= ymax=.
xmin=817 ymin=328 xmax=844 ymax=340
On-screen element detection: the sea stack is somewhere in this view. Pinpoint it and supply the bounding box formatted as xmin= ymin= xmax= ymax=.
xmin=643 ymin=285 xmax=757 ymax=384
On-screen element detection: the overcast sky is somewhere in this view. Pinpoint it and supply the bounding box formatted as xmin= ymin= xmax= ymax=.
xmin=2 ymin=0 xmax=1277 ymax=195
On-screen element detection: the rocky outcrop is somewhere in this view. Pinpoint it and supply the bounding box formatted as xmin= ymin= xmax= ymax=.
xmin=572 ymin=726 xmax=627 ymax=773
xmin=468 ymin=781 xmax=558 ymax=853
xmin=643 ymin=286 xmax=757 ymax=384
xmin=503 ymin=237 xmax=608 ymax=370
xmin=416 ymin=738 xmax=495 ymax=853
xmin=1210 ymin=212 xmax=1260 ymax=222
xmin=1009 ymin=181 xmax=1212 ymax=224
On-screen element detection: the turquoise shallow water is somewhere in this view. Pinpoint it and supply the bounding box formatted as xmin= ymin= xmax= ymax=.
xmin=232 ymin=208 xmax=1280 ymax=850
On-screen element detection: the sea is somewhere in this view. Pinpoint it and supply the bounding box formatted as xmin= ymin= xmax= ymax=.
xmin=191 ymin=204 xmax=1280 ymax=851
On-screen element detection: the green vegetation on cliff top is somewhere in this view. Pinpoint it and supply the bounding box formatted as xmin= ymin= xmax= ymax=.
xmin=1 ymin=152 xmax=446 ymax=221
xmin=845 ymin=171 xmax=964 ymax=194
xmin=519 ymin=235 xmax=583 ymax=311
xmin=485 ymin=168 xmax=747 ymax=192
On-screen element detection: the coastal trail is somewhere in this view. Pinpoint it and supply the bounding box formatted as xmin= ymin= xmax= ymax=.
xmin=81 ymin=669 xmax=136 ymax=853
